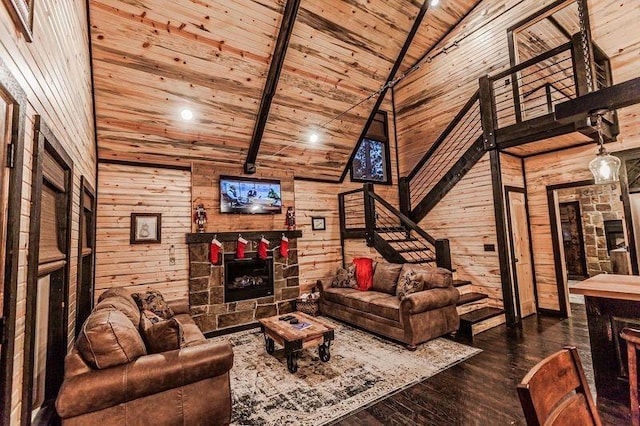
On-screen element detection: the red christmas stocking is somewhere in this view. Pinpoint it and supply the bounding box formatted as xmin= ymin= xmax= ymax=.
xmin=258 ymin=237 xmax=269 ymax=260
xmin=209 ymin=238 xmax=222 ymax=265
xmin=236 ymin=236 xmax=248 ymax=259
xmin=280 ymin=235 xmax=289 ymax=258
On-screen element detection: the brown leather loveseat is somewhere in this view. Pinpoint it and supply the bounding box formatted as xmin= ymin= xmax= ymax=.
xmin=56 ymin=288 xmax=234 ymax=425
xmin=319 ymin=263 xmax=459 ymax=349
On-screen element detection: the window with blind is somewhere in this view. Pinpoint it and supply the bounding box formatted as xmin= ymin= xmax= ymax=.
xmin=38 ymin=150 xmax=68 ymax=275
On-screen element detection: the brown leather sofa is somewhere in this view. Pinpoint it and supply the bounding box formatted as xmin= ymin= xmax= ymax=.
xmin=319 ymin=263 xmax=460 ymax=349
xmin=56 ymin=288 xmax=234 ymax=425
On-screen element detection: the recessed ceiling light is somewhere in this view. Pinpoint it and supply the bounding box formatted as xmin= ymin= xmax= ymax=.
xmin=430 ymin=0 xmax=439 ymax=6
xmin=310 ymin=133 xmax=319 ymax=143
xmin=180 ymin=109 xmax=193 ymax=121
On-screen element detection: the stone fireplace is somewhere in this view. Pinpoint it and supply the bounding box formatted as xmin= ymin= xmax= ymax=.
xmin=186 ymin=231 xmax=301 ymax=334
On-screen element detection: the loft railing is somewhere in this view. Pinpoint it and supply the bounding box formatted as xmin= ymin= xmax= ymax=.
xmin=488 ymin=42 xmax=577 ymax=129
xmin=482 ymin=35 xmax=614 ymax=135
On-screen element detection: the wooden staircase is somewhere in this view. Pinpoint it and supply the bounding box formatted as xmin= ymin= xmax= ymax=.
xmin=453 ymin=279 xmax=504 ymax=336
xmin=339 ymin=33 xmax=617 ymax=337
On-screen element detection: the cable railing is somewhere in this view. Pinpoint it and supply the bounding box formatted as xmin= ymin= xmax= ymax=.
xmin=405 ymin=91 xmax=482 ymax=209
xmin=489 ymin=42 xmax=576 ymax=129
xmin=370 ymin=193 xmax=437 ymax=264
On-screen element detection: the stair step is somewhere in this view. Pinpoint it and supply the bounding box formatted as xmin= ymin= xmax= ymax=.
xmin=386 ymin=237 xmax=418 ymax=243
xmin=405 ymin=259 xmax=435 ymax=264
xmin=453 ymin=279 xmax=472 ymax=288
xmin=376 ymin=227 xmax=406 ymax=233
xmin=396 ymin=248 xmax=432 ymax=254
xmin=457 ymin=292 xmax=488 ymax=306
xmin=460 ymin=307 xmax=504 ymax=324
xmin=458 ymin=307 xmax=505 ymax=337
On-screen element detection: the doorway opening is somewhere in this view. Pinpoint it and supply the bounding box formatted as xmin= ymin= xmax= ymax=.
xmin=549 ymin=181 xmax=630 ymax=315
xmin=559 ymin=201 xmax=588 ymax=280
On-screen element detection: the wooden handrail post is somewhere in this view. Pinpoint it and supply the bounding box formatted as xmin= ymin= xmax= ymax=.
xmin=571 ymin=33 xmax=593 ymax=97
xmin=479 ymin=76 xmax=497 ymax=150
xmin=338 ymin=193 xmax=346 ymax=239
xmin=435 ymin=239 xmax=452 ymax=270
xmin=363 ymin=183 xmax=375 ymax=247
xmin=399 ymin=176 xmax=411 ymax=217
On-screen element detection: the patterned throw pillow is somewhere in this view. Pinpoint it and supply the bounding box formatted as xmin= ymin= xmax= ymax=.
xmin=139 ymin=312 xmax=185 ymax=354
xmin=396 ymin=271 xmax=425 ymax=300
xmin=132 ymin=290 xmax=175 ymax=319
xmin=331 ymin=264 xmax=357 ymax=288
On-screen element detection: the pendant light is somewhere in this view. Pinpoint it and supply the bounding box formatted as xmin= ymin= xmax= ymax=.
xmin=588 ymin=110 xmax=620 ymax=184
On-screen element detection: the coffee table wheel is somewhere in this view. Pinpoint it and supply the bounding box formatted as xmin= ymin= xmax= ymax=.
xmin=265 ymin=337 xmax=275 ymax=354
xmin=287 ymin=353 xmax=298 ymax=373
xmin=318 ymin=341 xmax=331 ymax=362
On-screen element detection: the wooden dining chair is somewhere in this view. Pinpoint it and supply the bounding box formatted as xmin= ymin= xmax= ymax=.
xmin=620 ymin=327 xmax=640 ymax=426
xmin=517 ymin=346 xmax=601 ymax=426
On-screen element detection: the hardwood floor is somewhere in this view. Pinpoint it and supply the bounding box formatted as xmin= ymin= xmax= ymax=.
xmin=336 ymin=304 xmax=631 ymax=425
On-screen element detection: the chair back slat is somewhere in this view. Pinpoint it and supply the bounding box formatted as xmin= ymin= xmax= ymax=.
xmin=517 ymin=346 xmax=601 ymax=426
xmin=547 ymin=394 xmax=597 ymax=426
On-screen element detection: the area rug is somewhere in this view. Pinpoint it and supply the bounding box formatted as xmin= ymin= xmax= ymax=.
xmin=209 ymin=317 xmax=481 ymax=425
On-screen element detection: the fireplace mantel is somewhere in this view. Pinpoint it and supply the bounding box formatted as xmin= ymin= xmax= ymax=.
xmin=186 ymin=230 xmax=302 ymax=244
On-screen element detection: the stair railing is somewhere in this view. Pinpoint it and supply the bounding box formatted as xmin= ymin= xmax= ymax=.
xmin=362 ymin=183 xmax=452 ymax=269
xmin=399 ymin=90 xmax=483 ymax=218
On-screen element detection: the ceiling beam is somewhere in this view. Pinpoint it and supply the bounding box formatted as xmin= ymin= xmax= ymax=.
xmin=339 ymin=0 xmax=431 ymax=183
xmin=555 ymin=77 xmax=640 ymax=123
xmin=244 ymin=0 xmax=301 ymax=174
xmin=546 ymin=16 xmax=572 ymax=40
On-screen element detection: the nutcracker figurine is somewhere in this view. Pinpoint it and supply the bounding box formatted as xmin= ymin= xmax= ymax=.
xmin=194 ymin=204 xmax=207 ymax=233
xmin=285 ymin=206 xmax=296 ymax=231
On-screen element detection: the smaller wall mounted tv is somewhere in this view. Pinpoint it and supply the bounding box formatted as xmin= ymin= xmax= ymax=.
xmin=220 ymin=175 xmax=282 ymax=214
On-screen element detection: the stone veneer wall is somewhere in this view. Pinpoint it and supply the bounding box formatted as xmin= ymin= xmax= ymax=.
xmin=558 ymin=183 xmax=625 ymax=276
xmin=188 ymin=238 xmax=299 ymax=333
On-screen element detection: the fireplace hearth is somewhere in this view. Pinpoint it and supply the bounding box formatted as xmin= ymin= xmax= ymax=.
xmin=224 ymin=255 xmax=274 ymax=302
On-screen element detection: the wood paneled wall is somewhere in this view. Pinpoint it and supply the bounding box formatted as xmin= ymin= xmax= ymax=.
xmin=95 ymin=163 xmax=191 ymax=300
xmin=501 ymin=153 xmax=525 ymax=188
xmin=0 ymin=0 xmax=96 ymax=423
xmin=419 ymin=154 xmax=503 ymax=305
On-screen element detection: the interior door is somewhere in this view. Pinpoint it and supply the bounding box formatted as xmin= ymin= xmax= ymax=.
xmin=507 ymin=189 xmax=536 ymax=318
xmin=559 ymin=202 xmax=588 ymax=278
xmin=23 ymin=118 xmax=72 ymax=425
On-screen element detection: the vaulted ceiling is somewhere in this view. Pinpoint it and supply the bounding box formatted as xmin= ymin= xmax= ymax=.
xmin=89 ymin=0 xmax=479 ymax=180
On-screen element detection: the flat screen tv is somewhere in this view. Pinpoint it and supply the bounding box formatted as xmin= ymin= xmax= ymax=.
xmin=220 ymin=175 xmax=282 ymax=214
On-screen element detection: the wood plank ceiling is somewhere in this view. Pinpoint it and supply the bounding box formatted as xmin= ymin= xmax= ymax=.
xmin=89 ymin=0 xmax=479 ymax=180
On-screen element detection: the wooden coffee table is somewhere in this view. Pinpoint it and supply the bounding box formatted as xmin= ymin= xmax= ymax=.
xmin=258 ymin=311 xmax=335 ymax=373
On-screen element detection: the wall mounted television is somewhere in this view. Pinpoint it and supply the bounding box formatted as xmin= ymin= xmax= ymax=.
xmin=220 ymin=175 xmax=282 ymax=214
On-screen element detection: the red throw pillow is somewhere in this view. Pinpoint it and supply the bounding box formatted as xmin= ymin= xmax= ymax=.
xmin=352 ymin=257 xmax=374 ymax=291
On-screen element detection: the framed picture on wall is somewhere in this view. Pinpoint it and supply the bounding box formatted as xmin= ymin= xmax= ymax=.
xmin=311 ymin=216 xmax=326 ymax=231
xmin=3 ymin=0 xmax=35 ymax=42
xmin=130 ymin=213 xmax=162 ymax=244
